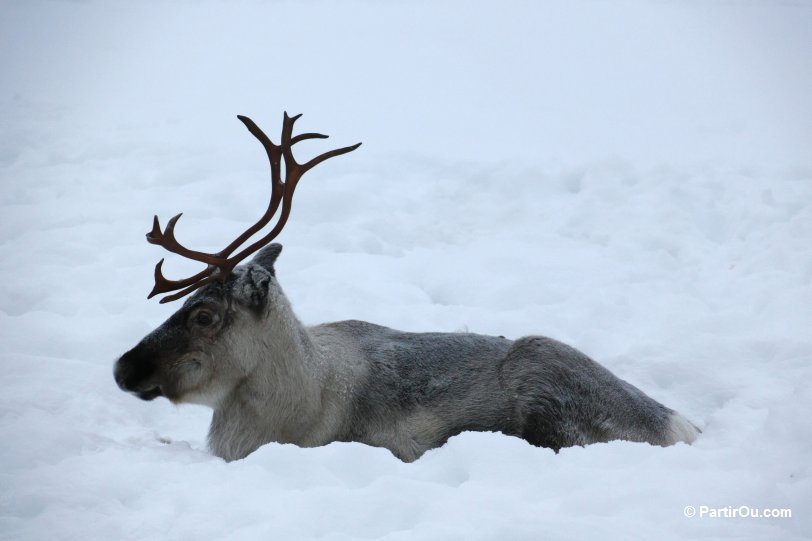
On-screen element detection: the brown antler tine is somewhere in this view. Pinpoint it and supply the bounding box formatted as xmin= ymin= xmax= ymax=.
xmin=291 ymin=132 xmax=329 ymax=144
xmin=147 ymin=215 xmax=163 ymax=243
xmin=237 ymin=115 xmax=278 ymax=158
xmin=236 ymin=113 xmax=284 ymax=198
xmin=280 ymin=112 xmax=300 ymax=160
xmin=285 ymin=111 xmax=303 ymax=123
xmin=146 ymin=213 xmax=225 ymax=266
xmin=147 ymin=259 xmax=168 ymax=299
xmin=148 ymin=259 xmax=214 ymax=299
xmin=157 ymin=275 xmax=221 ymax=304
xmin=159 ymin=213 xmax=183 ymax=246
xmin=301 ymin=142 xmax=363 ymax=174
xmin=282 ymin=113 xmax=362 ymax=174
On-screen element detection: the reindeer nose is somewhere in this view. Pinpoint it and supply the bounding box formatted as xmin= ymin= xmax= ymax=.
xmin=114 ymin=346 xmax=157 ymax=392
xmin=113 ymin=359 xmax=132 ymax=390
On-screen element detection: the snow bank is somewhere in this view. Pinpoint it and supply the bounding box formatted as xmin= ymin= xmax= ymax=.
xmin=1 ymin=1 xmax=810 ymax=540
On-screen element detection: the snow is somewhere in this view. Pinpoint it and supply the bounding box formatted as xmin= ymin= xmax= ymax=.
xmin=1 ymin=1 xmax=811 ymax=539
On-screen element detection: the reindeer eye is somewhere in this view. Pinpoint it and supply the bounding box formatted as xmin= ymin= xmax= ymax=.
xmin=194 ymin=311 xmax=214 ymax=326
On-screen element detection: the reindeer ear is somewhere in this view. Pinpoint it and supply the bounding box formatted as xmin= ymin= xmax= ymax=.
xmin=232 ymin=267 xmax=272 ymax=312
xmin=234 ymin=244 xmax=281 ymax=312
xmin=252 ymin=243 xmax=282 ymax=275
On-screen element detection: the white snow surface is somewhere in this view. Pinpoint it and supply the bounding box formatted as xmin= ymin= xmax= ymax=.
xmin=1 ymin=1 xmax=811 ymax=540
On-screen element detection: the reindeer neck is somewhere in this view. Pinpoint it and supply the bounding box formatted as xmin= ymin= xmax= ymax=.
xmin=209 ymin=283 xmax=325 ymax=460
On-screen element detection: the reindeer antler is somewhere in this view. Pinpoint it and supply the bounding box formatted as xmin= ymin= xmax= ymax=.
xmin=146 ymin=112 xmax=361 ymax=303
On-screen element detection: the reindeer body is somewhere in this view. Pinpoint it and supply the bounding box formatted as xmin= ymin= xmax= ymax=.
xmin=116 ymin=245 xmax=698 ymax=462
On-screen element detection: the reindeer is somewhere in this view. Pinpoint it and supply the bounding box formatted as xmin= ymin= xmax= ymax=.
xmin=114 ymin=113 xmax=699 ymax=462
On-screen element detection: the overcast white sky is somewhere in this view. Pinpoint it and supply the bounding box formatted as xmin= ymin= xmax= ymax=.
xmin=1 ymin=1 xmax=810 ymax=171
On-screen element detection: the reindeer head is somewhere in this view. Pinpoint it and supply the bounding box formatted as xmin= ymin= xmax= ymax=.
xmin=114 ymin=245 xmax=284 ymax=406
xmin=114 ymin=113 xmax=360 ymax=406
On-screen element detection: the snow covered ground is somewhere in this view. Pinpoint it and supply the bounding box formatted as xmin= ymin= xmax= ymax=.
xmin=1 ymin=1 xmax=810 ymax=539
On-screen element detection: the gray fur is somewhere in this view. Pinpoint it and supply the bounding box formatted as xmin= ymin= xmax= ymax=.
xmin=114 ymin=243 xmax=699 ymax=462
